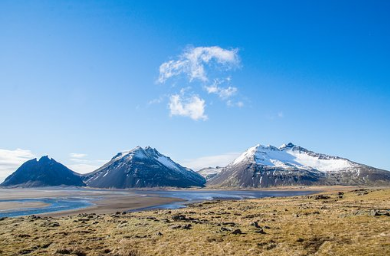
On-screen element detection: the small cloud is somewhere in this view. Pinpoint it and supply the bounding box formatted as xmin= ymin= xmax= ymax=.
xmin=205 ymin=79 xmax=238 ymax=99
xmin=227 ymin=100 xmax=244 ymax=108
xmin=68 ymin=163 xmax=102 ymax=174
xmin=266 ymin=111 xmax=284 ymax=120
xmin=69 ymin=153 xmax=87 ymax=158
xmin=169 ymin=93 xmax=207 ymax=121
xmin=148 ymin=98 xmax=163 ymax=105
xmin=158 ymin=46 xmax=240 ymax=83
xmin=68 ymin=158 xmax=107 ymax=174
xmin=148 ymin=94 xmax=169 ymax=106
xmin=0 ymin=148 xmax=36 ymax=182
xmin=181 ymin=152 xmax=241 ymax=171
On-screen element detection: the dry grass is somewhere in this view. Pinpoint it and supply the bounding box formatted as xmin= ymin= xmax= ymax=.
xmin=0 ymin=188 xmax=389 ymax=255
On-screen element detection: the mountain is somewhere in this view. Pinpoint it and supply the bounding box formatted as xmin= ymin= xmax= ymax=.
xmin=83 ymin=146 xmax=206 ymax=188
xmin=197 ymin=167 xmax=223 ymax=181
xmin=1 ymin=156 xmax=85 ymax=187
xmin=208 ymin=143 xmax=390 ymax=187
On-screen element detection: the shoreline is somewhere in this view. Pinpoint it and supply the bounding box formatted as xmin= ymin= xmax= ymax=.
xmin=42 ymin=195 xmax=184 ymax=217
xmin=0 ymin=188 xmax=185 ymax=218
xmin=0 ymin=185 xmax=380 ymax=218
xmin=0 ymin=201 xmax=50 ymax=212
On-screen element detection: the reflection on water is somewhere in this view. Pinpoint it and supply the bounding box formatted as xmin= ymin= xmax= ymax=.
xmin=0 ymin=198 xmax=94 ymax=218
xmin=131 ymin=190 xmax=317 ymax=211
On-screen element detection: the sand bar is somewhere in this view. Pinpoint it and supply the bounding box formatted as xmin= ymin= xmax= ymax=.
xmin=0 ymin=201 xmax=49 ymax=212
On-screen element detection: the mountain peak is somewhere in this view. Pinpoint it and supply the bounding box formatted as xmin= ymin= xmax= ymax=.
xmin=252 ymin=144 xmax=278 ymax=151
xmin=84 ymin=146 xmax=206 ymax=188
xmin=232 ymin=142 xmax=353 ymax=172
xmin=210 ymin=143 xmax=390 ymax=188
xmin=38 ymin=155 xmax=52 ymax=163
xmin=1 ymin=156 xmax=85 ymax=187
xmin=232 ymin=144 xmax=278 ymax=165
xmin=144 ymin=146 xmax=160 ymax=156
xmin=111 ymin=146 xmax=148 ymax=161
xmin=279 ymin=142 xmax=296 ymax=150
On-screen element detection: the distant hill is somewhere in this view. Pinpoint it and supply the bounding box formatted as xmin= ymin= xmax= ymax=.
xmin=83 ymin=146 xmax=206 ymax=188
xmin=208 ymin=143 xmax=390 ymax=187
xmin=197 ymin=166 xmax=223 ymax=181
xmin=1 ymin=156 xmax=85 ymax=187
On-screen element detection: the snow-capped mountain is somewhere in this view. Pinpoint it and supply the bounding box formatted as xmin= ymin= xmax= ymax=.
xmin=208 ymin=143 xmax=390 ymax=187
xmin=83 ymin=146 xmax=206 ymax=188
xmin=1 ymin=156 xmax=85 ymax=187
xmin=197 ymin=166 xmax=223 ymax=181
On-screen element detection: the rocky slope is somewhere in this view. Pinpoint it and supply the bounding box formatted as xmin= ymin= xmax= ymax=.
xmin=0 ymin=156 xmax=85 ymax=187
xmin=83 ymin=146 xmax=206 ymax=188
xmin=208 ymin=143 xmax=390 ymax=187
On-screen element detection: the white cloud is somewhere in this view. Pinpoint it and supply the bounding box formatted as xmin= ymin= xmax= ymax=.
xmin=158 ymin=46 xmax=239 ymax=83
xmin=227 ymin=100 xmax=244 ymax=108
xmin=157 ymin=46 xmax=243 ymax=119
xmin=181 ymin=152 xmax=241 ymax=171
xmin=169 ymin=93 xmax=207 ymax=121
xmin=0 ymin=148 xmax=36 ymax=182
xmin=68 ymin=163 xmax=103 ymax=174
xmin=69 ymin=153 xmax=87 ymax=158
xmin=68 ymin=158 xmax=107 ymax=174
xmin=148 ymin=98 xmax=164 ymax=105
xmin=205 ymin=83 xmax=238 ymax=99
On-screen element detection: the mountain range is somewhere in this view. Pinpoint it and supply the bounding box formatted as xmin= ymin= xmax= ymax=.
xmin=1 ymin=143 xmax=389 ymax=188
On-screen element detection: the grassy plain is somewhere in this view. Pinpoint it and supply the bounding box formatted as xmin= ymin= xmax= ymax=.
xmin=0 ymin=187 xmax=389 ymax=255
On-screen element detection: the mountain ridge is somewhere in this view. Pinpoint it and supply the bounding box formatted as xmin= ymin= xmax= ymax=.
xmin=208 ymin=143 xmax=390 ymax=187
xmin=83 ymin=146 xmax=206 ymax=188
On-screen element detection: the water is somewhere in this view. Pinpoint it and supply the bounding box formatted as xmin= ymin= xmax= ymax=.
xmin=0 ymin=189 xmax=317 ymax=217
xmin=131 ymin=190 xmax=317 ymax=211
xmin=0 ymin=197 xmax=94 ymax=218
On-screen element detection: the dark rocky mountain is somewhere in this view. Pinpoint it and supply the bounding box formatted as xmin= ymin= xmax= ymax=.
xmin=208 ymin=143 xmax=390 ymax=188
xmin=83 ymin=146 xmax=206 ymax=188
xmin=1 ymin=156 xmax=85 ymax=187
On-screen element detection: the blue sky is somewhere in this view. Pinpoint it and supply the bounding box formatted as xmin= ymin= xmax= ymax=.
xmin=0 ymin=0 xmax=389 ymax=180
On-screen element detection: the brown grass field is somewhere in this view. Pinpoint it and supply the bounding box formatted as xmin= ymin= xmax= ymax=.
xmin=0 ymin=187 xmax=389 ymax=255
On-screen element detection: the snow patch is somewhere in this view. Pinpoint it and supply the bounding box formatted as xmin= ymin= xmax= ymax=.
xmin=232 ymin=144 xmax=353 ymax=172
xmin=156 ymin=156 xmax=180 ymax=171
